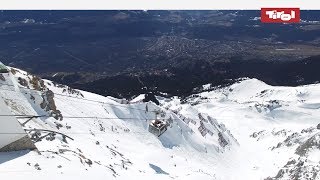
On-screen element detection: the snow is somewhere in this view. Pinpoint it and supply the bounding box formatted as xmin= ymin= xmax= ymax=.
xmin=130 ymin=94 xmax=145 ymax=103
xmin=0 ymin=70 xmax=320 ymax=180
xmin=201 ymin=84 xmax=211 ymax=90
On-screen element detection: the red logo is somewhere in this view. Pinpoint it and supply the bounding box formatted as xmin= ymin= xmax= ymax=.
xmin=261 ymin=8 xmax=300 ymax=23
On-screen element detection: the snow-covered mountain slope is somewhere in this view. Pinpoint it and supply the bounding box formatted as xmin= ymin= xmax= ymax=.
xmin=158 ymin=78 xmax=320 ymax=180
xmin=0 ymin=68 xmax=319 ymax=180
xmin=0 ymin=67 xmax=231 ymax=180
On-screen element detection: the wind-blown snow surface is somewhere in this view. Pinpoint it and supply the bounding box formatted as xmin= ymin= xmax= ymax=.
xmin=0 ymin=68 xmax=319 ymax=180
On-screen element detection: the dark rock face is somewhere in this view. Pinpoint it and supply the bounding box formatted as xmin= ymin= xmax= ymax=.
xmin=62 ymin=86 xmax=84 ymax=97
xmin=266 ymin=131 xmax=320 ymax=180
xmin=218 ymin=132 xmax=228 ymax=147
xmin=143 ymin=92 xmax=160 ymax=105
xmin=17 ymin=72 xmax=64 ymax=120
xmin=10 ymin=69 xmax=64 ymax=121
xmin=10 ymin=68 xmax=18 ymax=75
xmin=268 ymin=157 xmax=320 ymax=180
xmin=29 ymin=76 xmax=46 ymax=91
xmin=40 ymin=90 xmax=63 ymax=120
xmin=0 ymin=135 xmax=37 ymax=152
xmin=295 ymin=133 xmax=320 ymax=156
xmin=18 ymin=77 xmax=29 ymax=87
xmin=0 ymin=74 xmax=5 ymax=81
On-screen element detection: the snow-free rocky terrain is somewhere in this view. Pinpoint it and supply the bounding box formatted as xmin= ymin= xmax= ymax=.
xmin=0 ymin=67 xmax=320 ymax=180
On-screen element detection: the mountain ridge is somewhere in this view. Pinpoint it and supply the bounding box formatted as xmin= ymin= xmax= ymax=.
xmin=0 ymin=66 xmax=319 ymax=179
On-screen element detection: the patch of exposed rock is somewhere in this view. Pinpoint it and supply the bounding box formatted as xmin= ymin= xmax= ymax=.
xmin=30 ymin=75 xmax=46 ymax=91
xmin=295 ymin=133 xmax=320 ymax=156
xmin=40 ymin=90 xmax=63 ymax=120
xmin=0 ymin=74 xmax=5 ymax=81
xmin=266 ymin=157 xmax=319 ymax=180
xmin=18 ymin=77 xmax=29 ymax=88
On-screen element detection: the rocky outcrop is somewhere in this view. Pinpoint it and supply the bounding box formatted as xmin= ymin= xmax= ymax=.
xmin=0 ymin=74 xmax=5 ymax=81
xmin=40 ymin=90 xmax=63 ymax=120
xmin=10 ymin=68 xmax=19 ymax=75
xmin=267 ymin=132 xmax=320 ymax=179
xmin=252 ymin=100 xmax=282 ymax=113
xmin=266 ymin=157 xmax=319 ymax=180
xmin=62 ymin=86 xmax=84 ymax=97
xmin=18 ymin=77 xmax=29 ymax=88
xmin=296 ymin=133 xmax=320 ymax=156
xmin=0 ymin=135 xmax=37 ymax=152
xmin=218 ymin=132 xmax=228 ymax=147
xmin=30 ymin=75 xmax=46 ymax=91
xmin=10 ymin=70 xmax=64 ymax=121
